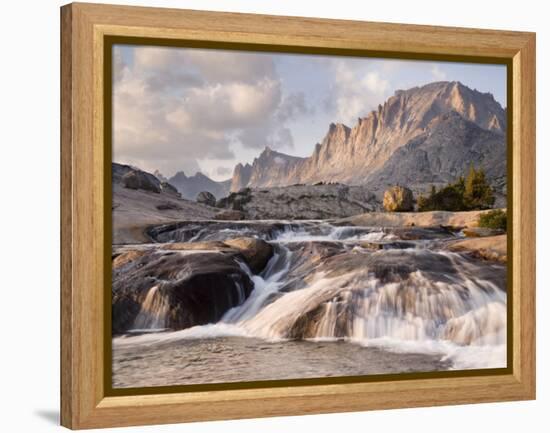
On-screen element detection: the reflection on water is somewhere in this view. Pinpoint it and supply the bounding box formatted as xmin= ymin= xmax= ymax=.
xmin=113 ymin=336 xmax=452 ymax=388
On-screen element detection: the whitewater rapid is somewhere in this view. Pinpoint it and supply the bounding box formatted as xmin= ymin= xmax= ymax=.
xmin=114 ymin=221 xmax=507 ymax=372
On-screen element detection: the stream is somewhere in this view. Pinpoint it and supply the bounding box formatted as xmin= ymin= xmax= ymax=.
xmin=112 ymin=220 xmax=507 ymax=388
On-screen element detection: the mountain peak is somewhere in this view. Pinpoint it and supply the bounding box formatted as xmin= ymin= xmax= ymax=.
xmin=328 ymin=122 xmax=350 ymax=133
xmin=229 ymin=80 xmax=506 ymax=189
xmin=171 ymin=171 xmax=187 ymax=181
xmin=258 ymin=146 xmax=299 ymax=161
xmin=258 ymin=146 xmax=276 ymax=159
xmin=168 ymin=170 xmax=230 ymax=200
xmin=231 ymin=160 xmax=254 ymax=192
xmin=368 ymin=105 xmax=505 ymax=197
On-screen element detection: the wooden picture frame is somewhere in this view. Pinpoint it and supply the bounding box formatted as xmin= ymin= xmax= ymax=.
xmin=60 ymin=2 xmax=536 ymax=429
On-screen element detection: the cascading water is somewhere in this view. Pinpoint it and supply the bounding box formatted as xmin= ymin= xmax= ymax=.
xmin=223 ymin=244 xmax=293 ymax=323
xmin=240 ymin=254 xmax=505 ymax=345
xmin=133 ymin=285 xmax=169 ymax=330
xmin=118 ymin=220 xmax=507 ymax=373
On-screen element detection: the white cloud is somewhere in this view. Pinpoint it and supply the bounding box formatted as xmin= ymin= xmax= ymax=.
xmin=113 ymin=49 xmax=127 ymax=83
xmin=326 ymin=60 xmax=391 ymax=125
xmin=276 ymin=92 xmax=313 ymax=122
xmin=431 ymin=65 xmax=447 ymax=81
xmin=215 ymin=166 xmax=232 ymax=177
xmin=362 ymin=72 xmax=390 ymax=94
xmin=112 ymin=46 xmax=312 ymax=176
xmin=114 ymin=46 xmax=500 ymax=177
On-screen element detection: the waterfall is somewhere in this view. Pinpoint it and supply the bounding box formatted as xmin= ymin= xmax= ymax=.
xmin=133 ymin=285 xmax=169 ymax=330
xmin=240 ymin=253 xmax=506 ymax=347
xmin=223 ymin=245 xmax=292 ymax=323
xmin=117 ymin=220 xmax=507 ymax=370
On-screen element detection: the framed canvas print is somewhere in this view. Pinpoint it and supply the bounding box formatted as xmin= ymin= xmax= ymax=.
xmin=60 ymin=2 xmax=536 ymax=429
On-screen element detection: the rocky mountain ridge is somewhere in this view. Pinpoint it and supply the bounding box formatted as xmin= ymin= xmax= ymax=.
xmin=217 ymin=183 xmax=381 ymax=219
xmin=163 ymin=171 xmax=231 ymax=200
xmin=366 ymin=111 xmax=507 ymax=202
xmin=229 ymin=81 xmax=507 ymax=195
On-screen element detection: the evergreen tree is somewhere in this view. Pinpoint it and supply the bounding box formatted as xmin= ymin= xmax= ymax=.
xmin=417 ymin=193 xmax=431 ymax=211
xmin=416 ymin=166 xmax=495 ymax=212
xmin=463 ymin=165 xmax=495 ymax=210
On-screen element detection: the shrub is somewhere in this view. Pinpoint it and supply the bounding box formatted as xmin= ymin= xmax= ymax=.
xmin=417 ymin=166 xmax=495 ymax=212
xmin=417 ymin=178 xmax=465 ymax=211
xmin=478 ymin=209 xmax=507 ymax=231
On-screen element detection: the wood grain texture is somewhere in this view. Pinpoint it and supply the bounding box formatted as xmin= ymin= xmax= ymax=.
xmin=60 ymin=2 xmax=536 ymax=429
xmin=60 ymin=4 xmax=73 ymax=429
xmin=512 ymin=33 xmax=536 ymax=395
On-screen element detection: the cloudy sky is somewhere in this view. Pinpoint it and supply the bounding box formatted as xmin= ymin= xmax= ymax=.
xmin=113 ymin=45 xmax=506 ymax=181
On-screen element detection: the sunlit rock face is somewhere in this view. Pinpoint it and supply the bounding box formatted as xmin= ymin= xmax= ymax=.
xmin=229 ymin=81 xmax=506 ymax=199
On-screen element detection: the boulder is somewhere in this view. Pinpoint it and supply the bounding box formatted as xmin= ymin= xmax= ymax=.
xmin=214 ymin=209 xmax=246 ymax=220
xmin=112 ymin=250 xmax=254 ymax=334
xmin=383 ymin=186 xmax=414 ymax=212
xmin=224 ymin=237 xmax=274 ymax=273
xmin=160 ymin=181 xmax=181 ymax=198
xmin=160 ymin=239 xmax=272 ymax=273
xmin=112 ymin=294 xmax=142 ymax=335
xmin=196 ymin=191 xmax=216 ymax=207
xmin=112 ymin=250 xmax=147 ymax=269
xmin=359 ymin=242 xmax=384 ymax=250
xmin=122 ymin=170 xmax=161 ymax=193
xmin=216 ymin=189 xmax=252 ymax=210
